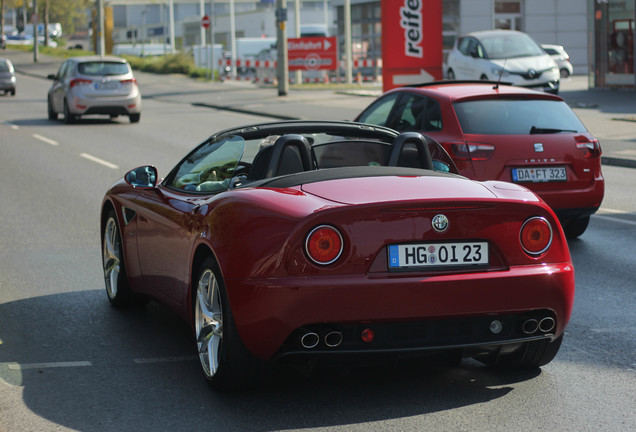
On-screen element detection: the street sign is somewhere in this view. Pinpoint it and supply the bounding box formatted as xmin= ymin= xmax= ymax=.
xmin=381 ymin=0 xmax=443 ymax=91
xmin=201 ymin=15 xmax=210 ymax=29
xmin=287 ymin=37 xmax=337 ymax=71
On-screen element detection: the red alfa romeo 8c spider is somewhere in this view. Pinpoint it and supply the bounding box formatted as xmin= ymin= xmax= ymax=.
xmin=100 ymin=121 xmax=574 ymax=390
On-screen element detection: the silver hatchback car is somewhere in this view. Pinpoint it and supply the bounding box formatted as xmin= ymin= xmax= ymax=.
xmin=47 ymin=56 xmax=141 ymax=123
xmin=0 ymin=57 xmax=16 ymax=96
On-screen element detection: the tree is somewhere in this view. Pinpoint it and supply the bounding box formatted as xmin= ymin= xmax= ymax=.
xmin=1 ymin=0 xmax=24 ymax=38
xmin=47 ymin=0 xmax=91 ymax=37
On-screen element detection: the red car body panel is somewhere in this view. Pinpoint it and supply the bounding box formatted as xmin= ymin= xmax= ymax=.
xmin=104 ymin=172 xmax=574 ymax=361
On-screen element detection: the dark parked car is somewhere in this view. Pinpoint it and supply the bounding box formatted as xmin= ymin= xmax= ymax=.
xmin=355 ymin=82 xmax=604 ymax=237
xmin=102 ymin=120 xmax=574 ymax=390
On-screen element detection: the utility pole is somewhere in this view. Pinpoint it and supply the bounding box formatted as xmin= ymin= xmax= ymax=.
xmin=294 ymin=0 xmax=301 ymax=85
xmin=344 ymin=0 xmax=352 ymax=84
xmin=32 ymin=0 xmax=38 ymax=62
xmin=276 ymin=0 xmax=288 ymax=96
xmin=96 ymin=0 xmax=105 ymax=55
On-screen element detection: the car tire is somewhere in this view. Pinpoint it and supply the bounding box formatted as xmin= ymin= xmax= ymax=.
xmin=10 ymin=89 xmax=15 ymax=96
xmin=563 ymin=216 xmax=590 ymax=239
xmin=560 ymin=69 xmax=570 ymax=78
xmin=194 ymin=256 xmax=262 ymax=390
xmin=447 ymin=69 xmax=455 ymax=80
xmin=102 ymin=210 xmax=135 ymax=307
xmin=48 ymin=97 xmax=58 ymax=120
xmin=63 ymin=100 xmax=76 ymax=124
xmin=485 ymin=334 xmax=564 ymax=369
xmin=129 ymin=113 xmax=140 ymax=123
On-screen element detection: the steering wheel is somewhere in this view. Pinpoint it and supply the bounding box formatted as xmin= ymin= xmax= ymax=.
xmin=198 ymin=167 xmax=218 ymax=183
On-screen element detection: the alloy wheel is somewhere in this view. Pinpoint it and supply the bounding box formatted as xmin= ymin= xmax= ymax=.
xmin=195 ymin=268 xmax=224 ymax=378
xmin=103 ymin=217 xmax=121 ymax=300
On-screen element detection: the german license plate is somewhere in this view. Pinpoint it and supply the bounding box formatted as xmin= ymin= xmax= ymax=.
xmin=388 ymin=242 xmax=488 ymax=270
xmin=511 ymin=167 xmax=566 ymax=182
xmin=95 ymin=81 xmax=118 ymax=90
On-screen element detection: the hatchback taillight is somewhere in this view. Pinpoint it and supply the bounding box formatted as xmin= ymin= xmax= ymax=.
xmin=450 ymin=143 xmax=495 ymax=161
xmin=305 ymin=225 xmax=343 ymax=265
xmin=70 ymin=78 xmax=92 ymax=88
xmin=120 ymin=78 xmax=137 ymax=85
xmin=520 ymin=217 xmax=553 ymax=256
xmin=576 ymin=139 xmax=602 ymax=158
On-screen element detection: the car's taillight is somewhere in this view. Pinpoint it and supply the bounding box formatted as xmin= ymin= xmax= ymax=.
xmin=120 ymin=78 xmax=137 ymax=85
xmin=305 ymin=225 xmax=343 ymax=265
xmin=70 ymin=78 xmax=92 ymax=88
xmin=520 ymin=217 xmax=553 ymax=256
xmin=450 ymin=143 xmax=495 ymax=161
xmin=576 ymin=139 xmax=602 ymax=158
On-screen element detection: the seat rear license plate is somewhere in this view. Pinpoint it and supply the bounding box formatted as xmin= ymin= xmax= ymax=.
xmin=511 ymin=167 xmax=566 ymax=182
xmin=388 ymin=242 xmax=488 ymax=270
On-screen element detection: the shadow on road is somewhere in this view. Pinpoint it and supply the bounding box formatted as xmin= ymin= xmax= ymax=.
xmin=0 ymin=290 xmax=544 ymax=431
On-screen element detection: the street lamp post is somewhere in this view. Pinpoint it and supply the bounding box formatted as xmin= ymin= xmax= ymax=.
xmin=276 ymin=0 xmax=288 ymax=96
xmin=32 ymin=0 xmax=38 ymax=62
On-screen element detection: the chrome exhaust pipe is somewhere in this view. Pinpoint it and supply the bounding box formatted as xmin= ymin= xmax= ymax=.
xmin=539 ymin=317 xmax=556 ymax=333
xmin=522 ymin=319 xmax=539 ymax=335
xmin=324 ymin=331 xmax=343 ymax=348
xmin=300 ymin=332 xmax=320 ymax=349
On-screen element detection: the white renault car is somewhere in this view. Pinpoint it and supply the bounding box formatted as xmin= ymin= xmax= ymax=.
xmin=447 ymin=30 xmax=560 ymax=94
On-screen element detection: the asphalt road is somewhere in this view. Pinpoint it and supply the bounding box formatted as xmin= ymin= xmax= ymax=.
xmin=0 ymin=70 xmax=635 ymax=432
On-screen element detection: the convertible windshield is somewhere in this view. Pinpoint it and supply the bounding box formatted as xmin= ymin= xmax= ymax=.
xmin=170 ymin=135 xmax=246 ymax=192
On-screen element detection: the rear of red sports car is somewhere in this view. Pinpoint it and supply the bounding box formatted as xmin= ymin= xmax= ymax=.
xmin=208 ymin=169 xmax=574 ymax=368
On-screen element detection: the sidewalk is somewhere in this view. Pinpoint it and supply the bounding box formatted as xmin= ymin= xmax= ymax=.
xmin=6 ymin=49 xmax=636 ymax=168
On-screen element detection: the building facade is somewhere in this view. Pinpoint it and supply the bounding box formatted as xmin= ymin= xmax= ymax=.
xmin=105 ymin=0 xmax=635 ymax=88
xmin=335 ymin=0 xmax=635 ymax=89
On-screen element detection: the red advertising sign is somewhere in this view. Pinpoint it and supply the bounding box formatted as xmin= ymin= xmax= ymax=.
xmin=288 ymin=37 xmax=338 ymax=71
xmin=381 ymin=0 xmax=443 ymax=92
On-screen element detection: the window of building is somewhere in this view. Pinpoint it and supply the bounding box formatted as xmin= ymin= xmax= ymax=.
xmin=495 ymin=0 xmax=523 ymax=31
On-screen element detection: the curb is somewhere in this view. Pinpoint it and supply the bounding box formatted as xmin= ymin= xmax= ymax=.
xmin=601 ymin=156 xmax=636 ymax=169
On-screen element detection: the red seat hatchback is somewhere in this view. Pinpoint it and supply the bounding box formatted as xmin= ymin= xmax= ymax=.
xmin=355 ymin=81 xmax=604 ymax=237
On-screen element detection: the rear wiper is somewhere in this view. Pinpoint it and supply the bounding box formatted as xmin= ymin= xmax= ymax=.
xmin=530 ymin=126 xmax=577 ymax=134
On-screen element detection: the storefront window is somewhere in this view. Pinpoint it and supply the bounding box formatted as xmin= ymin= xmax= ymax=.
xmin=593 ymin=0 xmax=635 ymax=87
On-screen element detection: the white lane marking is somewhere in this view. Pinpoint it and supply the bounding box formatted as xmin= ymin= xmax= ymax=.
xmin=33 ymin=133 xmax=59 ymax=146
xmin=133 ymin=356 xmax=196 ymax=364
xmin=10 ymin=124 xmax=19 ymax=130
xmin=6 ymin=361 xmax=92 ymax=370
xmin=593 ymin=214 xmax=636 ymax=226
xmin=80 ymin=153 xmax=119 ymax=169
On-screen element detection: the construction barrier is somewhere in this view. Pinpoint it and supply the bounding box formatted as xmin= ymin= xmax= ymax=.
xmin=219 ymin=58 xmax=383 ymax=84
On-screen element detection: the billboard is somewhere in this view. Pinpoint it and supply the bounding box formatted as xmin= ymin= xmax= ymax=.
xmin=381 ymin=0 xmax=443 ymax=91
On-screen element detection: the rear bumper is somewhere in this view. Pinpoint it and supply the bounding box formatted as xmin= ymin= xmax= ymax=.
xmin=534 ymin=179 xmax=604 ymax=220
xmin=229 ymin=262 xmax=575 ymax=360
xmin=69 ymin=94 xmax=142 ymax=115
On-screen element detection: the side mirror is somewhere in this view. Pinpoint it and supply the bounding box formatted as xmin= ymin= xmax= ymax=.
xmin=125 ymin=166 xmax=158 ymax=188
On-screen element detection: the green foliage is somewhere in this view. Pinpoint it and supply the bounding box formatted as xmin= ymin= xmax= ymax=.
xmin=48 ymin=0 xmax=91 ymax=36
xmin=124 ymin=52 xmax=202 ymax=77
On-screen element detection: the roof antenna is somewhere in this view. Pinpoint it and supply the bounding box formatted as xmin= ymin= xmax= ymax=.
xmin=494 ymin=58 xmax=507 ymax=90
